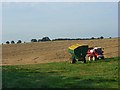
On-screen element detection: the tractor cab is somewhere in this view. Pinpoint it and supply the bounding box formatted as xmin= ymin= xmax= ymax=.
xmin=87 ymin=47 xmax=104 ymax=61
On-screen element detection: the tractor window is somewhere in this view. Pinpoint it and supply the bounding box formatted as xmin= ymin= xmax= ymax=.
xmin=96 ymin=49 xmax=102 ymax=55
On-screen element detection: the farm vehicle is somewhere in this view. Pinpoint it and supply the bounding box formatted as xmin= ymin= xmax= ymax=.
xmin=68 ymin=44 xmax=88 ymax=64
xmin=68 ymin=44 xmax=104 ymax=64
xmin=87 ymin=47 xmax=104 ymax=61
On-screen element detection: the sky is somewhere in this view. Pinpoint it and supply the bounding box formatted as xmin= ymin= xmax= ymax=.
xmin=1 ymin=1 xmax=118 ymax=43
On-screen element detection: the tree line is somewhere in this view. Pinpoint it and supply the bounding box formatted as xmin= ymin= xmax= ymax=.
xmin=4 ymin=36 xmax=111 ymax=44
xmin=6 ymin=40 xmax=22 ymax=44
xmin=5 ymin=37 xmax=51 ymax=44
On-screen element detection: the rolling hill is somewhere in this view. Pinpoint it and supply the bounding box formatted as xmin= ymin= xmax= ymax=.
xmin=1 ymin=38 xmax=119 ymax=65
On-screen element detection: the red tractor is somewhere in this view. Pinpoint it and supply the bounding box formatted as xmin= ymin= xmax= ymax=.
xmin=87 ymin=47 xmax=104 ymax=61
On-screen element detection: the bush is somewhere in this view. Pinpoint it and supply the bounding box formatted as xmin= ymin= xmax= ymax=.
xmin=100 ymin=36 xmax=104 ymax=39
xmin=91 ymin=37 xmax=95 ymax=39
xmin=6 ymin=41 xmax=10 ymax=44
xmin=41 ymin=37 xmax=51 ymax=41
xmin=38 ymin=39 xmax=42 ymax=42
xmin=17 ymin=40 xmax=22 ymax=44
xmin=11 ymin=41 xmax=15 ymax=44
xmin=31 ymin=39 xmax=37 ymax=42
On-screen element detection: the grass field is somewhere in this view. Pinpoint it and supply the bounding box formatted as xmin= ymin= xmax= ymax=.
xmin=2 ymin=57 xmax=119 ymax=88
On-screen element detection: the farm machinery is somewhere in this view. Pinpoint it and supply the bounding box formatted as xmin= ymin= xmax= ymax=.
xmin=87 ymin=47 xmax=104 ymax=61
xmin=68 ymin=44 xmax=104 ymax=64
xmin=68 ymin=44 xmax=88 ymax=64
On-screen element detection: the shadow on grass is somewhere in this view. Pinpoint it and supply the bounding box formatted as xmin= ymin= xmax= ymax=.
xmin=103 ymin=57 xmax=119 ymax=62
xmin=2 ymin=68 xmax=118 ymax=88
xmin=62 ymin=76 xmax=118 ymax=88
xmin=86 ymin=57 xmax=119 ymax=63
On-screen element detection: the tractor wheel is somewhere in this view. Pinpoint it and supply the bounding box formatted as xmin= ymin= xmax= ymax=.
xmin=92 ymin=56 xmax=96 ymax=61
xmin=101 ymin=57 xmax=104 ymax=59
xmin=88 ymin=57 xmax=91 ymax=61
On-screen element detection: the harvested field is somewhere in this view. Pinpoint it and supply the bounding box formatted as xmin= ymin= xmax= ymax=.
xmin=1 ymin=38 xmax=119 ymax=65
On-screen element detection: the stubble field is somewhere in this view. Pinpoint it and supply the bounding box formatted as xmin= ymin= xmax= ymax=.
xmin=1 ymin=38 xmax=119 ymax=65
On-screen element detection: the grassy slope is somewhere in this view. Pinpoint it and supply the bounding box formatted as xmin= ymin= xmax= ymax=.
xmin=2 ymin=57 xmax=119 ymax=88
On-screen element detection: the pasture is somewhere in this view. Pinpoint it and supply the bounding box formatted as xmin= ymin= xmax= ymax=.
xmin=2 ymin=57 xmax=119 ymax=88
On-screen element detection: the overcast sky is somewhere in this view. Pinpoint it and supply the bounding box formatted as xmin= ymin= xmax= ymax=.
xmin=1 ymin=1 xmax=118 ymax=43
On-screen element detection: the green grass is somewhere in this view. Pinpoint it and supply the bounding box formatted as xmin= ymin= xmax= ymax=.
xmin=2 ymin=57 xmax=119 ymax=88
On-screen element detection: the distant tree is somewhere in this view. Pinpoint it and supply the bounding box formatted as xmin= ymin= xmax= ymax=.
xmin=109 ymin=37 xmax=112 ymax=39
xmin=6 ymin=41 xmax=10 ymax=44
xmin=31 ymin=39 xmax=37 ymax=42
xmin=91 ymin=37 xmax=95 ymax=39
xmin=17 ymin=40 xmax=22 ymax=44
xmin=41 ymin=37 xmax=51 ymax=41
xmin=38 ymin=39 xmax=42 ymax=42
xmin=100 ymin=36 xmax=104 ymax=39
xmin=11 ymin=41 xmax=15 ymax=44
xmin=76 ymin=38 xmax=81 ymax=40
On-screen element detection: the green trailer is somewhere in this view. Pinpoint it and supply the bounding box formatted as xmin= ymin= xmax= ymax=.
xmin=68 ymin=44 xmax=88 ymax=64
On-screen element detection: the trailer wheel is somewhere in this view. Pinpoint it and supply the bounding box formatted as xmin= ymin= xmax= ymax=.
xmin=83 ymin=58 xmax=86 ymax=63
xmin=70 ymin=60 xmax=76 ymax=64
xmin=70 ymin=57 xmax=76 ymax=64
xmin=70 ymin=60 xmax=74 ymax=64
